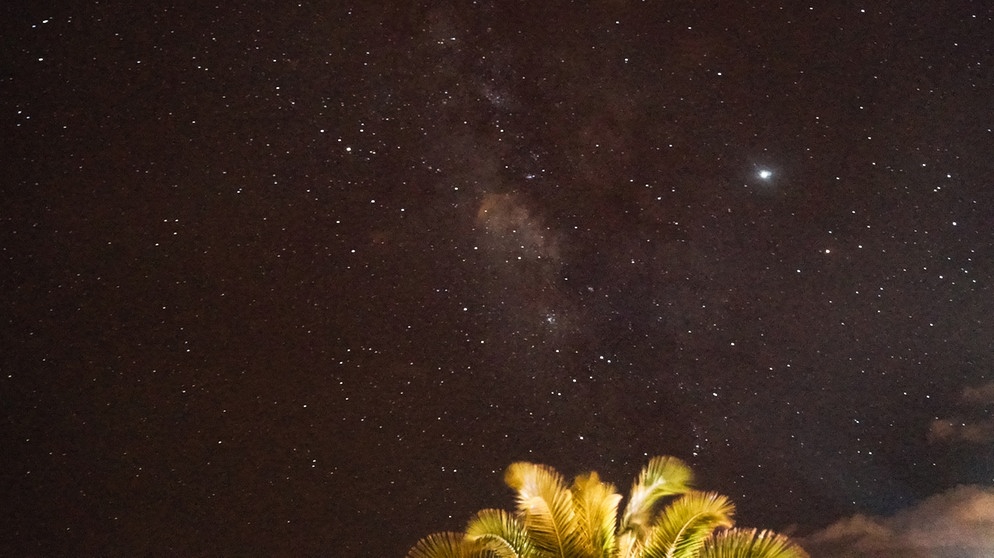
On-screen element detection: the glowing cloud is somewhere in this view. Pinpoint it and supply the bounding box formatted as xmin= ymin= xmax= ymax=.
xmin=800 ymin=485 xmax=994 ymax=558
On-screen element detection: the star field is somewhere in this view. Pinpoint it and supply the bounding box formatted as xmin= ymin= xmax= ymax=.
xmin=3 ymin=2 xmax=994 ymax=557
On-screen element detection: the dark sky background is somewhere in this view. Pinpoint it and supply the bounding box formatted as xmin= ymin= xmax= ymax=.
xmin=4 ymin=2 xmax=994 ymax=557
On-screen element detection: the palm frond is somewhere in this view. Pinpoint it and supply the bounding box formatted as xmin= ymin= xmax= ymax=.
xmin=641 ymin=491 xmax=735 ymax=558
xmin=620 ymin=456 xmax=694 ymax=538
xmin=505 ymin=462 xmax=583 ymax=558
xmin=465 ymin=508 xmax=534 ymax=558
xmin=572 ymin=472 xmax=623 ymax=558
xmin=700 ymin=528 xmax=810 ymax=558
xmin=615 ymin=531 xmax=641 ymax=558
xmin=408 ymin=532 xmax=470 ymax=558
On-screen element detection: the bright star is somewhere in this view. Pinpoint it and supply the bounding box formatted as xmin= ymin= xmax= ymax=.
xmin=758 ymin=169 xmax=773 ymax=180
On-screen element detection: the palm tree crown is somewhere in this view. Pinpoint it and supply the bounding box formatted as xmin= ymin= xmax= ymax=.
xmin=407 ymin=456 xmax=808 ymax=558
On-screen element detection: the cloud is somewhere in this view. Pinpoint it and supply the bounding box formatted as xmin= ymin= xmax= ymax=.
xmin=962 ymin=381 xmax=994 ymax=405
xmin=930 ymin=381 xmax=994 ymax=445
xmin=928 ymin=418 xmax=994 ymax=444
xmin=799 ymin=485 xmax=994 ymax=558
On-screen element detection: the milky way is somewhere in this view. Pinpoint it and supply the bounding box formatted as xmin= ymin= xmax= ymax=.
xmin=4 ymin=3 xmax=994 ymax=556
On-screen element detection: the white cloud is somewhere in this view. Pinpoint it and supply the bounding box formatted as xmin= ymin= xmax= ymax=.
xmin=799 ymin=485 xmax=994 ymax=558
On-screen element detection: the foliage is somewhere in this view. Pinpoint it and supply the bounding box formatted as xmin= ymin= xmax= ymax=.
xmin=407 ymin=456 xmax=809 ymax=558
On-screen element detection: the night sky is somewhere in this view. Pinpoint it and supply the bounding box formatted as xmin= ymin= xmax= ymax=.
xmin=4 ymin=2 xmax=994 ymax=557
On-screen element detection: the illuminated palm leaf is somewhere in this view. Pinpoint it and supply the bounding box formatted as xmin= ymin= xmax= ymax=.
xmin=620 ymin=456 xmax=694 ymax=540
xmin=407 ymin=532 xmax=471 ymax=558
xmin=700 ymin=528 xmax=810 ymax=558
xmin=411 ymin=456 xmax=807 ymax=558
xmin=642 ymin=491 xmax=735 ymax=558
xmin=571 ymin=472 xmax=623 ymax=558
xmin=465 ymin=508 xmax=535 ymax=558
xmin=615 ymin=531 xmax=641 ymax=558
xmin=505 ymin=461 xmax=584 ymax=558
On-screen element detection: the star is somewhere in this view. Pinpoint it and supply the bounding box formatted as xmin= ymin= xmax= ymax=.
xmin=6 ymin=4 xmax=992 ymax=557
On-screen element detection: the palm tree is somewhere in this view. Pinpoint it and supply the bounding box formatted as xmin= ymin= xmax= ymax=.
xmin=407 ymin=456 xmax=808 ymax=558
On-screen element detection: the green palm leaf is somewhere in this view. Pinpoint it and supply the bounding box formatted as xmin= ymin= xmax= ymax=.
xmin=408 ymin=532 xmax=471 ymax=558
xmin=465 ymin=508 xmax=535 ymax=558
xmin=642 ymin=491 xmax=735 ymax=558
xmin=572 ymin=472 xmax=623 ymax=558
xmin=620 ymin=456 xmax=694 ymax=538
xmin=700 ymin=528 xmax=810 ymax=558
xmin=505 ymin=462 xmax=583 ymax=558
